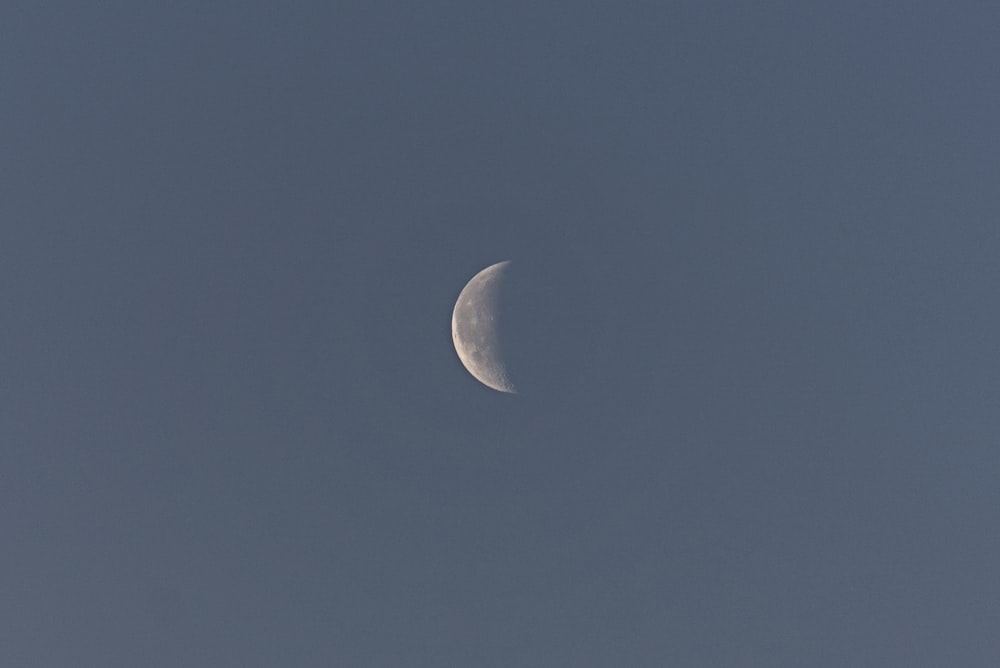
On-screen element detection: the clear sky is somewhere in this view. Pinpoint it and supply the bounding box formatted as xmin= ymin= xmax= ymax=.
xmin=3 ymin=2 xmax=999 ymax=666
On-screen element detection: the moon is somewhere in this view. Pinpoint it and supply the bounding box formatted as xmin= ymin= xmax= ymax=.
xmin=452 ymin=261 xmax=516 ymax=393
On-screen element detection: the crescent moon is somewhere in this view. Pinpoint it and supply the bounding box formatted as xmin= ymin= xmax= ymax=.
xmin=451 ymin=261 xmax=516 ymax=393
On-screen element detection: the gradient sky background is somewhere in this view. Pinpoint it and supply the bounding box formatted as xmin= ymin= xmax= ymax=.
xmin=3 ymin=2 xmax=999 ymax=666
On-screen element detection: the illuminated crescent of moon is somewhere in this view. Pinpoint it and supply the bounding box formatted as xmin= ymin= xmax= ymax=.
xmin=451 ymin=261 xmax=516 ymax=393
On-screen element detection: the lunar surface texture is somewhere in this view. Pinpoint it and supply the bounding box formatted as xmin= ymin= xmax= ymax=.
xmin=451 ymin=261 xmax=516 ymax=393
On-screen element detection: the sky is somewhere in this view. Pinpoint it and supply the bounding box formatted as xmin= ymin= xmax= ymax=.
xmin=2 ymin=2 xmax=999 ymax=666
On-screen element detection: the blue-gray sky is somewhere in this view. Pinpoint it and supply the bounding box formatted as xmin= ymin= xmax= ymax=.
xmin=3 ymin=2 xmax=999 ymax=666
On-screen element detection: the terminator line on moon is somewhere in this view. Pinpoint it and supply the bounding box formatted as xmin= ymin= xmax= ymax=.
xmin=451 ymin=261 xmax=516 ymax=393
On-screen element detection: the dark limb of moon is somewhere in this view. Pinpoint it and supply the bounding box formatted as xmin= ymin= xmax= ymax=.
xmin=451 ymin=261 xmax=516 ymax=393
